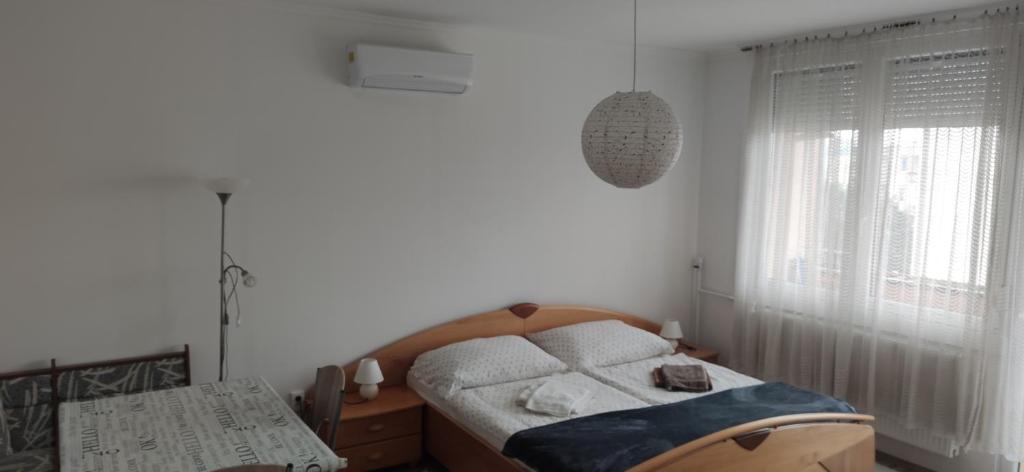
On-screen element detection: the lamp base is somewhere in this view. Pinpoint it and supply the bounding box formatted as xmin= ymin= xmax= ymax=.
xmin=359 ymin=383 xmax=379 ymax=401
xmin=667 ymin=339 xmax=679 ymax=349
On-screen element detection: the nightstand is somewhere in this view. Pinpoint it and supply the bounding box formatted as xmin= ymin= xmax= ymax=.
xmin=675 ymin=343 xmax=719 ymax=364
xmin=336 ymin=386 xmax=424 ymax=472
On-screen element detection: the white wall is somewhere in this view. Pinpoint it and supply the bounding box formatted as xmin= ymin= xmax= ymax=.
xmin=694 ymin=51 xmax=753 ymax=359
xmin=0 ymin=0 xmax=705 ymax=397
xmin=696 ymin=49 xmax=1016 ymax=472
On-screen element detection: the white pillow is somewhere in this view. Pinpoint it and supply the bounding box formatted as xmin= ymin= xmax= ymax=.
xmin=526 ymin=320 xmax=673 ymax=368
xmin=409 ymin=335 xmax=568 ymax=398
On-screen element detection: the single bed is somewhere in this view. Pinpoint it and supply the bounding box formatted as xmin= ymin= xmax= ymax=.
xmin=340 ymin=304 xmax=875 ymax=472
xmin=580 ymin=352 xmax=761 ymax=405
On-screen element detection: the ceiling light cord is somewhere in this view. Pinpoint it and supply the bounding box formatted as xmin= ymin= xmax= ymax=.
xmin=632 ymin=0 xmax=637 ymax=92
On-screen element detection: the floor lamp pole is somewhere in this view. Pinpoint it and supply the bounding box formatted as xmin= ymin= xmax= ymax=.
xmin=217 ymin=192 xmax=230 ymax=382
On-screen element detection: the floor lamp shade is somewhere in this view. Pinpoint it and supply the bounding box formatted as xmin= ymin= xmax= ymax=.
xmin=582 ymin=91 xmax=682 ymax=188
xmin=205 ymin=177 xmax=250 ymax=196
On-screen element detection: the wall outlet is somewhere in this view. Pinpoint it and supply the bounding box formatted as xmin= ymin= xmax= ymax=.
xmin=289 ymin=390 xmax=305 ymax=413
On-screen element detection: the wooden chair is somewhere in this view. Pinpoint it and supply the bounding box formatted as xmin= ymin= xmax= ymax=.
xmin=309 ymin=365 xmax=346 ymax=449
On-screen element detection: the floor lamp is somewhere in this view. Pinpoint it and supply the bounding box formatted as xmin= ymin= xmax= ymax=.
xmin=205 ymin=177 xmax=257 ymax=382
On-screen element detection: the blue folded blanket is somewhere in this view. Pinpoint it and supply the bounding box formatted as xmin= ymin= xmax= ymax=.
xmin=501 ymin=382 xmax=855 ymax=472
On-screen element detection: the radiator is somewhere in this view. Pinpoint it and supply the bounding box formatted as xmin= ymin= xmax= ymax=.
xmin=763 ymin=313 xmax=973 ymax=457
xmin=874 ymin=414 xmax=961 ymax=457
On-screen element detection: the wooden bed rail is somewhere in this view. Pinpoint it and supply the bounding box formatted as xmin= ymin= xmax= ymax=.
xmin=629 ymin=413 xmax=876 ymax=472
xmin=663 ymin=413 xmax=872 ymax=457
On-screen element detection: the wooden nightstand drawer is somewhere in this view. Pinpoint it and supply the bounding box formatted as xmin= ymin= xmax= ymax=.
xmin=339 ymin=434 xmax=422 ymax=472
xmin=337 ymin=407 xmax=422 ymax=448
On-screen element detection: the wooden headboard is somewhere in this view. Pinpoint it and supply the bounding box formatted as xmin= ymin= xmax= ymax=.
xmin=340 ymin=304 xmax=661 ymax=392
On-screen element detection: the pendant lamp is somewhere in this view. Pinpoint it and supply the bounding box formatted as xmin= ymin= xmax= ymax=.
xmin=581 ymin=0 xmax=682 ymax=189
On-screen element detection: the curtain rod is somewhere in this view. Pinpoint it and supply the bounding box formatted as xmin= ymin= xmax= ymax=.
xmin=739 ymin=2 xmax=1021 ymax=51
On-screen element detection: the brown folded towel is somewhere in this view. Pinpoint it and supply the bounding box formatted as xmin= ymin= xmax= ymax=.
xmin=653 ymin=364 xmax=713 ymax=392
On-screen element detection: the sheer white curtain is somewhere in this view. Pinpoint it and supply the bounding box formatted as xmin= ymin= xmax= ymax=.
xmin=734 ymin=11 xmax=1024 ymax=459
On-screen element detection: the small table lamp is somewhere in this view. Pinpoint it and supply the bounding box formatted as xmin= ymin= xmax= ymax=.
xmin=354 ymin=358 xmax=384 ymax=401
xmin=660 ymin=320 xmax=684 ymax=349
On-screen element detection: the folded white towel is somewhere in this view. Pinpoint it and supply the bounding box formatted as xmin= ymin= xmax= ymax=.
xmin=516 ymin=379 xmax=593 ymax=418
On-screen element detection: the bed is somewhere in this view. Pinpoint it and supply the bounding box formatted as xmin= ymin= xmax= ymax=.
xmin=340 ymin=304 xmax=875 ymax=471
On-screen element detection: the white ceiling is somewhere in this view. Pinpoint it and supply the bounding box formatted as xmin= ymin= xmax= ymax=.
xmin=313 ymin=0 xmax=1001 ymax=50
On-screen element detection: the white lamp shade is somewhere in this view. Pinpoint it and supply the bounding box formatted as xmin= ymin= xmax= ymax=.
xmin=354 ymin=358 xmax=384 ymax=385
xmin=660 ymin=320 xmax=683 ymax=340
xmin=204 ymin=177 xmax=250 ymax=195
xmin=582 ymin=91 xmax=682 ymax=188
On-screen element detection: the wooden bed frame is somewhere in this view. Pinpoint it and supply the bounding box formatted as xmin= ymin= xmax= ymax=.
xmin=340 ymin=304 xmax=875 ymax=472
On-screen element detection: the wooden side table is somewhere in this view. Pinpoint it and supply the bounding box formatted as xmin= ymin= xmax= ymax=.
xmin=675 ymin=343 xmax=720 ymax=364
xmin=335 ymin=386 xmax=424 ymax=472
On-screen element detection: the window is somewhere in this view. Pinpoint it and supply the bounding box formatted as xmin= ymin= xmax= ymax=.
xmin=874 ymin=52 xmax=1001 ymax=316
xmin=767 ymin=64 xmax=860 ymax=291
xmin=734 ymin=19 xmax=1024 ymax=457
xmin=764 ymin=50 xmax=1004 ymax=318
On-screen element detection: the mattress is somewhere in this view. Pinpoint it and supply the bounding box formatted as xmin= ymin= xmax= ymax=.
xmin=409 ymin=371 xmax=647 ymax=450
xmin=581 ymin=352 xmax=762 ymax=405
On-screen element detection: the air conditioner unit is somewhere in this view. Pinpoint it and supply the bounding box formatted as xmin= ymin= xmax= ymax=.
xmin=346 ymin=43 xmax=474 ymax=94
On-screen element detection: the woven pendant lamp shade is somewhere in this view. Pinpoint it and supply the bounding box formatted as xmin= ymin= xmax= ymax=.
xmin=582 ymin=91 xmax=682 ymax=188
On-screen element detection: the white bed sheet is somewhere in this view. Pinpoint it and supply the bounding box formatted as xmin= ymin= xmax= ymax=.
xmin=581 ymin=352 xmax=762 ymax=405
xmin=409 ymin=371 xmax=647 ymax=450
